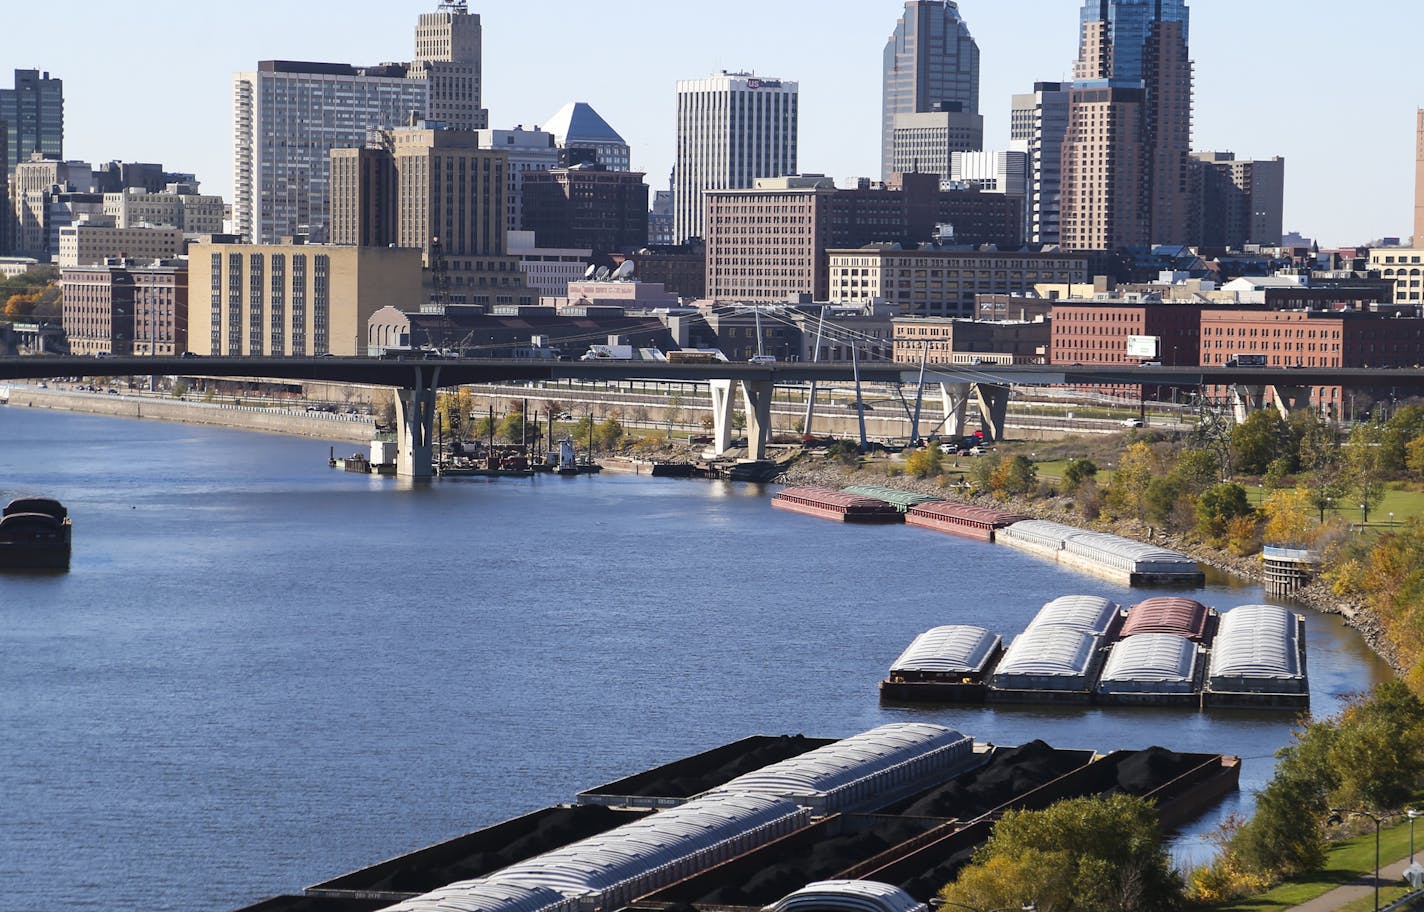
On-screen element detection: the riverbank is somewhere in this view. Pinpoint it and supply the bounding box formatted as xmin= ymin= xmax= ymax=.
xmin=778 ymin=455 xmax=1402 ymax=678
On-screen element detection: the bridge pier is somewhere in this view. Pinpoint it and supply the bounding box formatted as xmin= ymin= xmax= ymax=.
xmin=741 ymin=380 xmax=774 ymax=461
xmin=1231 ymin=385 xmax=1266 ymax=424
xmin=940 ymin=383 xmax=971 ymax=436
xmin=974 ymin=384 xmax=1011 ymax=443
xmin=708 ymin=379 xmax=774 ymax=460
xmin=395 ymin=366 xmax=441 ymax=479
xmin=1269 ymin=385 xmax=1313 ymax=418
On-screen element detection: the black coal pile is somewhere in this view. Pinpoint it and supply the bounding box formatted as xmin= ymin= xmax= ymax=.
xmin=893 ymin=741 xmax=1089 ymax=819
xmin=1111 ymin=746 xmax=1204 ymax=795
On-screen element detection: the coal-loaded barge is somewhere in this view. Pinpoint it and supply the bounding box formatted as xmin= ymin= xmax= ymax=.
xmin=881 ymin=597 xmax=1307 ymax=709
xmin=771 ymin=487 xmax=1204 ymax=587
xmin=238 ymin=722 xmax=1240 ymax=912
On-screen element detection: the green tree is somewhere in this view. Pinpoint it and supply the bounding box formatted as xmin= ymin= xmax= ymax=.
xmin=1291 ymin=411 xmax=1339 ymax=475
xmin=940 ymin=793 xmax=1184 ymax=912
xmin=1231 ymin=410 xmax=1292 ymax=475
xmin=995 ymin=455 xmax=1038 ymax=497
xmin=1169 ymin=448 xmax=1221 ymax=494
xmin=1196 ymin=482 xmax=1253 ymax=542
xmin=497 ymin=411 xmax=539 ymax=445
xmin=1062 ymin=458 xmax=1098 ymax=494
xmin=1104 ymin=441 xmax=1157 ymax=520
xmin=1407 ymin=435 xmax=1424 ymax=480
xmin=1380 ymin=403 xmax=1424 ymax=473
xmin=1143 ymin=476 xmax=1185 ymax=528
xmin=1345 ymin=423 xmax=1388 ymax=523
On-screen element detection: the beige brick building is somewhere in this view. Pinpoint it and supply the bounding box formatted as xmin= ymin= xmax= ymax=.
xmin=1367 ymin=247 xmax=1424 ymax=305
xmin=828 ymin=247 xmax=1088 ymax=319
xmin=187 ymin=241 xmax=423 ymax=356
xmin=57 ymin=223 xmax=184 ymax=267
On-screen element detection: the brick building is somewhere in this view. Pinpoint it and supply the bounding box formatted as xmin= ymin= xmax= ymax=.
xmin=60 ymin=258 xmax=187 ymax=356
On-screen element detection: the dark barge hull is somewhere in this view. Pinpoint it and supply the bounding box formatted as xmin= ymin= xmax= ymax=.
xmin=0 ymin=543 xmax=71 ymax=571
xmin=879 ymin=680 xmax=989 ymax=703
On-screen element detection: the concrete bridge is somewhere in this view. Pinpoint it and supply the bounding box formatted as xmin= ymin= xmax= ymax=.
xmin=4 ymin=356 xmax=1422 ymax=477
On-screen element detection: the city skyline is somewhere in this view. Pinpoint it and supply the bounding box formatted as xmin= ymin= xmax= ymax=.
xmin=1 ymin=0 xmax=1418 ymax=248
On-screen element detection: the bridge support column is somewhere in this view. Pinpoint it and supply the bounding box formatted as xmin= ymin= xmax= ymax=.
xmin=709 ymin=379 xmax=736 ymax=456
xmin=974 ymin=384 xmax=1011 ymax=443
xmin=940 ymin=383 xmax=971 ymax=436
xmin=396 ymin=366 xmax=441 ymax=479
xmin=1269 ymin=385 xmax=1313 ymax=419
xmin=1232 ymin=385 xmax=1266 ymax=424
xmin=740 ymin=380 xmax=774 ymax=461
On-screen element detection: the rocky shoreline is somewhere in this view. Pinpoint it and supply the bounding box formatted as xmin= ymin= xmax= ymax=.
xmin=777 ymin=455 xmax=1401 ymax=678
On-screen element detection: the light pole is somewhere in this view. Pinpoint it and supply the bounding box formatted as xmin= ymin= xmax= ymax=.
xmin=1329 ymin=808 xmax=1386 ymax=912
xmin=1391 ymin=512 xmax=1396 ymax=529
xmin=1410 ymin=808 xmax=1421 ymax=862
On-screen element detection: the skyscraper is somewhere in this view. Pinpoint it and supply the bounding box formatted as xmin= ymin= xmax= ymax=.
xmin=1415 ymin=109 xmax=1424 ymax=246
xmin=232 ymin=3 xmax=490 ymax=244
xmin=1010 ymin=82 xmax=1070 ymax=245
xmin=1 ymin=69 xmax=64 ymax=177
xmin=411 ymin=0 xmax=488 ymax=131
xmin=1060 ymin=0 xmax=1193 ymax=251
xmin=882 ymin=2 xmax=980 ymax=181
xmin=674 ymin=72 xmax=798 ymax=244
xmin=542 ymin=102 xmax=631 ymax=171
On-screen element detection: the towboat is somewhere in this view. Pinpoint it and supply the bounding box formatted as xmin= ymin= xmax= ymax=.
xmin=0 ymin=497 xmax=72 ymax=571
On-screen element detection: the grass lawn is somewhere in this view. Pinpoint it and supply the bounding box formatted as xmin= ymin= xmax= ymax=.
xmin=1209 ymin=817 xmax=1421 ymax=911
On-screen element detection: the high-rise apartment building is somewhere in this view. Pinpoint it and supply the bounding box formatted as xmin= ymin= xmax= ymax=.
xmin=1010 ymin=81 xmax=1070 ymax=245
xmin=1 ymin=69 xmax=63 ymax=177
xmin=674 ymin=72 xmax=798 ymax=244
xmin=1060 ymin=0 xmax=1193 ymax=251
xmin=233 ymin=61 xmax=427 ymax=245
xmin=882 ymin=2 xmax=980 ymax=181
xmin=1189 ymin=152 xmax=1284 ymax=248
xmin=411 ymin=0 xmax=487 ymax=131
xmin=542 ymin=102 xmax=631 ymax=171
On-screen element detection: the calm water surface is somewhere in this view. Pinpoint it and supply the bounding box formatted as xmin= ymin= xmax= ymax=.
xmin=0 ymin=407 xmax=1390 ymax=912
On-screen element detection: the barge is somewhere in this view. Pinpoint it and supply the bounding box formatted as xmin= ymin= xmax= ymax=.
xmin=1095 ymin=634 xmax=1204 ymax=707
xmin=841 ymin=486 xmax=942 ymax=513
xmin=995 ymin=520 xmax=1204 ymax=587
xmin=879 ymin=625 xmax=1002 ymax=703
xmin=0 ymin=497 xmax=71 ymax=571
xmin=772 ymin=487 xmax=903 ymax=524
xmin=903 ymin=502 xmax=1028 ymax=542
xmin=234 ymin=727 xmax=1241 ymax=912
xmin=1203 ymin=604 xmax=1309 ymax=709
xmin=1119 ymin=596 xmax=1217 ymax=644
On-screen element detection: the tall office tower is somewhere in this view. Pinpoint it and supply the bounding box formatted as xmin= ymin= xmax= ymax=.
xmin=1 ymin=69 xmax=64 ymax=177
xmin=882 ymin=2 xmax=980 ymax=181
xmin=1010 ymin=82 xmax=1071 ymax=245
xmin=411 ymin=0 xmax=488 ymax=131
xmin=1060 ymin=0 xmax=1193 ymax=251
xmin=888 ymin=107 xmax=983 ymax=180
xmin=0 ymin=127 xmax=8 ymax=254
xmin=233 ymin=61 xmax=428 ymax=244
xmin=674 ymin=72 xmax=798 ymax=244
xmin=1189 ymin=152 xmax=1285 ymax=248
xmin=476 ymin=126 xmax=559 ymax=232
xmin=1415 ymin=110 xmax=1424 ymax=246
xmin=329 ymin=124 xmax=534 ymax=307
xmin=542 ymin=102 xmax=631 ymax=171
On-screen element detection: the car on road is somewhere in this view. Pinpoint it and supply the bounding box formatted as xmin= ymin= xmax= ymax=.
xmin=1121 ymin=418 xmax=1144 ymax=428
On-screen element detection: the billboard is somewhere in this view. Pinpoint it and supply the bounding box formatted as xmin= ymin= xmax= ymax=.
xmin=1126 ymin=335 xmax=1160 ymax=359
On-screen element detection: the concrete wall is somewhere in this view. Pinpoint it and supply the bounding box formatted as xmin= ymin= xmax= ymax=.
xmin=3 ymin=388 xmax=374 ymax=443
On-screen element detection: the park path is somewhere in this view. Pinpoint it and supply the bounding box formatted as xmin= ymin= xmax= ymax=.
xmin=1288 ymin=855 xmax=1418 ymax=910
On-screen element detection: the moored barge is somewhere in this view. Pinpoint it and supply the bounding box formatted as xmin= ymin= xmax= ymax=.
xmin=1203 ymin=604 xmax=1309 ymax=709
xmin=772 ymin=487 xmax=903 ymax=524
xmin=904 ymin=502 xmax=1029 ymax=542
xmin=879 ymin=625 xmax=1003 ymax=703
xmin=0 ymin=497 xmax=71 ymax=571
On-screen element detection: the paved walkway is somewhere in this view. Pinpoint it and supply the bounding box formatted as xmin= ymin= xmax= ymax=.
xmin=1289 ymin=855 xmax=1420 ymax=910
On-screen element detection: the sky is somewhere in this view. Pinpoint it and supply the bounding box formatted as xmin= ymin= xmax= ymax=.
xmin=1 ymin=0 xmax=1419 ymax=248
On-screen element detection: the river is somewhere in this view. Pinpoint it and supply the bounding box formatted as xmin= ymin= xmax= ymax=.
xmin=0 ymin=407 xmax=1391 ymax=912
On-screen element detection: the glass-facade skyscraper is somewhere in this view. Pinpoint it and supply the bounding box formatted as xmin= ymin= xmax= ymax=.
xmin=882 ymin=1 xmax=980 ymax=181
xmin=1 ymin=69 xmax=64 ymax=178
xmin=1061 ymin=0 xmax=1193 ymax=250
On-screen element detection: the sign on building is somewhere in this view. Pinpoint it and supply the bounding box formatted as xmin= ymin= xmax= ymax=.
xmin=1126 ymin=335 xmax=1160 ymax=359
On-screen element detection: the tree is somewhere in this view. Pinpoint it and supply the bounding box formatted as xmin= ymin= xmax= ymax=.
xmin=1344 ymin=423 xmax=1388 ymax=523
xmin=594 ymin=417 xmax=624 ymax=451
xmin=904 ymin=445 xmax=944 ymax=478
xmin=1406 ymin=435 xmax=1424 ymax=480
xmin=1169 ymin=448 xmax=1221 ymax=494
xmin=940 ymin=793 xmax=1184 ymax=912
xmin=1231 ymin=410 xmax=1292 ymax=475
xmin=4 ymin=292 xmax=37 ymax=318
xmin=498 ymin=411 xmax=539 ymax=445
xmin=1196 ymin=482 xmax=1253 ymax=543
xmin=990 ymin=455 xmax=1037 ymax=498
xmin=665 ymin=394 xmax=684 ymax=432
xmin=1291 ymin=411 xmax=1339 ymax=475
xmin=1062 ymin=458 xmax=1098 ymax=494
xmin=1104 ymin=441 xmax=1157 ymax=521
xmin=1262 ymin=487 xmax=1317 ymax=547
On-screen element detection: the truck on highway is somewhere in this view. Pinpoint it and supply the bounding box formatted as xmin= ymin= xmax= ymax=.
xmin=1225 ymin=354 xmax=1267 ymax=367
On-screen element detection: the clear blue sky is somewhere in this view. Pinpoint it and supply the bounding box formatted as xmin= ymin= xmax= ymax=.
xmin=2 ymin=1 xmax=1417 ymax=247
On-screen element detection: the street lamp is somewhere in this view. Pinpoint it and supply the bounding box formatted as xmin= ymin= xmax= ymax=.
xmin=1409 ymin=808 xmax=1421 ymax=862
xmin=1328 ymin=808 xmax=1386 ymax=912
xmin=1390 ymin=512 xmax=1396 ymax=529
xmin=1361 ymin=503 xmax=1368 ymax=527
